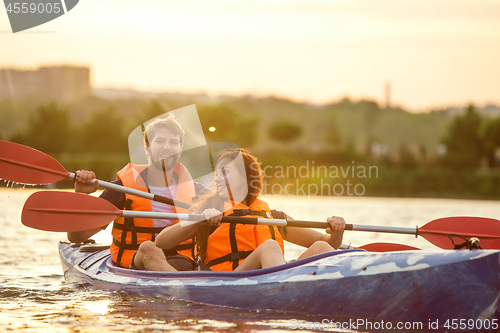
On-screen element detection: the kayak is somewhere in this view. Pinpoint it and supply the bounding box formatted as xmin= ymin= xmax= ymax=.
xmin=59 ymin=242 xmax=500 ymax=325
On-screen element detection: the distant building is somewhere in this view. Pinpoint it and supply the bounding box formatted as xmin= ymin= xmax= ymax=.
xmin=384 ymin=81 xmax=391 ymax=109
xmin=0 ymin=65 xmax=90 ymax=102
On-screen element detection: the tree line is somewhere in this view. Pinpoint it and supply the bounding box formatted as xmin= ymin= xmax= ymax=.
xmin=4 ymin=99 xmax=500 ymax=198
xmin=441 ymin=105 xmax=500 ymax=169
xmin=8 ymin=100 xmax=262 ymax=156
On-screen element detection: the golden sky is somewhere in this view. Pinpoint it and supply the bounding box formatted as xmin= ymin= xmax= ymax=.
xmin=0 ymin=0 xmax=499 ymax=111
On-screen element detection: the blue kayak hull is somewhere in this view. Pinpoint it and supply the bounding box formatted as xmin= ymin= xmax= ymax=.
xmin=59 ymin=242 xmax=500 ymax=324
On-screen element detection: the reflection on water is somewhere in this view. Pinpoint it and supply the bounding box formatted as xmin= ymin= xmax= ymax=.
xmin=1 ymin=189 xmax=500 ymax=332
xmin=0 ymin=286 xmax=351 ymax=332
xmin=81 ymin=299 xmax=112 ymax=315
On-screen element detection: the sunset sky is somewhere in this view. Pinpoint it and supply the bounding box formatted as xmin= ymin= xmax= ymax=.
xmin=0 ymin=0 xmax=499 ymax=111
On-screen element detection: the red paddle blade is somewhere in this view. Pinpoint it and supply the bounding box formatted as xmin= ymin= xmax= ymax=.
xmin=22 ymin=191 xmax=121 ymax=232
xmin=419 ymin=216 xmax=500 ymax=250
xmin=357 ymin=242 xmax=421 ymax=252
xmin=0 ymin=141 xmax=69 ymax=185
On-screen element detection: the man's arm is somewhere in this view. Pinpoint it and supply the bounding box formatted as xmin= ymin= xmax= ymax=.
xmin=67 ymin=170 xmax=126 ymax=243
xmin=74 ymin=170 xmax=99 ymax=194
xmin=156 ymin=208 xmax=221 ymax=250
xmin=67 ymin=227 xmax=105 ymax=243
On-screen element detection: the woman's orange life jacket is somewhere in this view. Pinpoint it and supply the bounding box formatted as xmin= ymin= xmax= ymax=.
xmin=204 ymin=199 xmax=285 ymax=271
xmin=110 ymin=162 xmax=196 ymax=268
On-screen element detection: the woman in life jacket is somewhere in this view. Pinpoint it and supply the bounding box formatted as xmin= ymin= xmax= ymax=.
xmin=155 ymin=149 xmax=346 ymax=271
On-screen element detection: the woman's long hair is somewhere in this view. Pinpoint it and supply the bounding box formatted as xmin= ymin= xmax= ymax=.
xmin=191 ymin=148 xmax=263 ymax=262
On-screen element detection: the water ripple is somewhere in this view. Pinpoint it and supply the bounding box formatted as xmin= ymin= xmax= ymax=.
xmin=2 ymin=189 xmax=500 ymax=332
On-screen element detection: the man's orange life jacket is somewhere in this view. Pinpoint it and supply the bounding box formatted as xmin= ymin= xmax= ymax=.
xmin=110 ymin=162 xmax=196 ymax=268
xmin=204 ymin=199 xmax=285 ymax=271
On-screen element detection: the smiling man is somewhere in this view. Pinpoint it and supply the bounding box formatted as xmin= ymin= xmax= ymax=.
xmin=68 ymin=115 xmax=209 ymax=271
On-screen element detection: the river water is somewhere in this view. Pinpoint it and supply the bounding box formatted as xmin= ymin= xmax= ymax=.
xmin=1 ymin=188 xmax=499 ymax=332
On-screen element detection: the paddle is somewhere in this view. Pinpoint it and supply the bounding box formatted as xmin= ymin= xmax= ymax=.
xmin=346 ymin=216 xmax=500 ymax=250
xmin=23 ymin=191 xmax=420 ymax=252
xmin=0 ymin=141 xmax=191 ymax=209
xmin=21 ymin=191 xmax=332 ymax=232
xmin=22 ymin=191 xmax=500 ymax=250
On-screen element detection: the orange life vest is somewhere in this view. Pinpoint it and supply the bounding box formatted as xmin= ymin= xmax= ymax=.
xmin=110 ymin=162 xmax=196 ymax=268
xmin=204 ymin=199 xmax=285 ymax=271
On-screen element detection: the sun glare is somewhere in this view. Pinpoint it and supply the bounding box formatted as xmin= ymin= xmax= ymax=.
xmin=82 ymin=300 xmax=112 ymax=315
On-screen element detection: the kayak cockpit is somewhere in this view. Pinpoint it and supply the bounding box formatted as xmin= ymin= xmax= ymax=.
xmin=65 ymin=241 xmax=366 ymax=278
xmin=105 ymin=248 xmax=366 ymax=278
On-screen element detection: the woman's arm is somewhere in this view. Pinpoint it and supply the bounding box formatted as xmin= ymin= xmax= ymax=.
xmin=280 ymin=226 xmax=323 ymax=247
xmin=155 ymin=208 xmax=223 ymax=249
xmin=323 ymin=216 xmax=346 ymax=249
xmin=155 ymin=222 xmax=199 ymax=249
xmin=280 ymin=215 xmax=345 ymax=250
